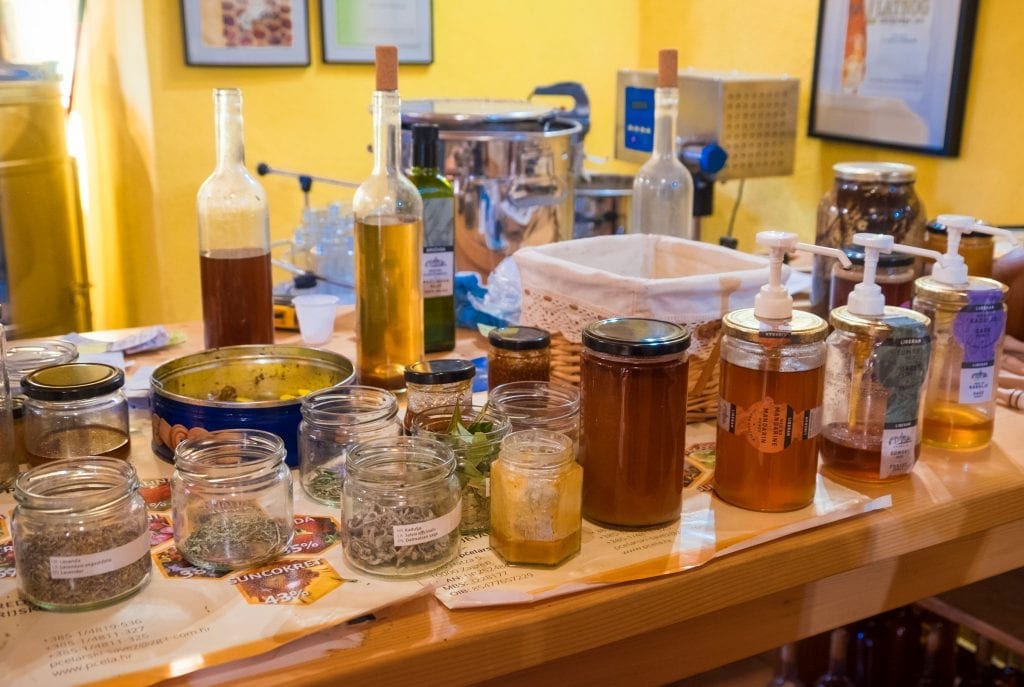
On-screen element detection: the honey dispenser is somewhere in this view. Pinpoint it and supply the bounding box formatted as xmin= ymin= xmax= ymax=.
xmin=714 ymin=231 xmax=850 ymax=512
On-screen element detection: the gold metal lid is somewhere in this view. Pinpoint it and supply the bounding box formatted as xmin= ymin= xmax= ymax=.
xmin=722 ymin=308 xmax=828 ymax=345
xmin=913 ymin=275 xmax=1008 ymax=307
xmin=833 ymin=162 xmax=916 ymax=183
xmin=829 ymin=306 xmax=931 ymax=337
xmin=21 ymin=362 xmax=124 ymax=401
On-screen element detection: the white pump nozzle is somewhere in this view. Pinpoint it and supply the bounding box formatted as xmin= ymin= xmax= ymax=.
xmin=754 ymin=230 xmax=852 ymax=320
xmin=847 ymin=233 xmax=943 ymax=316
xmin=931 ymin=214 xmax=1021 ymax=285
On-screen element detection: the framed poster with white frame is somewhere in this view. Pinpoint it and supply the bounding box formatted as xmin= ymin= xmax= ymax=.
xmin=808 ymin=0 xmax=978 ymax=156
xmin=180 ymin=0 xmax=311 ymax=67
xmin=320 ymin=0 xmax=433 ymax=64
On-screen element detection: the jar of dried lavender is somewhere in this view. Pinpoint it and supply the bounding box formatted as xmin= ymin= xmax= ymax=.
xmin=342 ymin=436 xmax=460 ymax=577
xmin=172 ymin=429 xmax=293 ymax=571
xmin=12 ymin=457 xmax=152 ymax=611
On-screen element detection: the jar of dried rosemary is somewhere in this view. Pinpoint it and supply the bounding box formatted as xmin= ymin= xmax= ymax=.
xmin=172 ymin=429 xmax=293 ymax=571
xmin=299 ymin=386 xmax=402 ymax=506
xmin=342 ymin=436 xmax=460 ymax=577
xmin=12 ymin=457 xmax=152 ymax=611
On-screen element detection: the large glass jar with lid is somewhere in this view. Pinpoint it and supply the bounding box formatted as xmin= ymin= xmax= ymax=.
xmin=812 ymin=162 xmax=926 ymax=317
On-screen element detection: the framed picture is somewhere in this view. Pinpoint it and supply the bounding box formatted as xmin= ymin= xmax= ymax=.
xmin=808 ymin=0 xmax=978 ymax=156
xmin=180 ymin=0 xmax=310 ymax=67
xmin=320 ymin=0 xmax=433 ymax=64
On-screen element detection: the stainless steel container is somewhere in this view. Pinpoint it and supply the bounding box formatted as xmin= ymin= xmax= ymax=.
xmin=573 ymin=173 xmax=632 ymax=238
xmin=401 ymin=99 xmax=582 ymax=276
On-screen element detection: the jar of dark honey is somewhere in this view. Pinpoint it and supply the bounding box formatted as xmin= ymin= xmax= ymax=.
xmin=579 ymin=317 xmax=690 ymax=528
xmin=487 ymin=326 xmax=551 ymax=390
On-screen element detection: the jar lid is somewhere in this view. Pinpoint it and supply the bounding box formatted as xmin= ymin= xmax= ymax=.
xmin=489 ymin=326 xmax=551 ymax=351
xmin=829 ymin=306 xmax=931 ymax=336
xmin=22 ymin=362 xmax=125 ymax=401
xmin=913 ymin=275 xmax=1008 ymax=306
xmin=842 ymin=245 xmax=914 ymax=268
xmin=926 ymin=219 xmax=991 ymax=239
xmin=723 ymin=308 xmax=829 ymax=344
xmin=833 ymin=162 xmax=916 ymax=183
xmin=12 ymin=395 xmax=25 ymax=419
xmin=582 ymin=318 xmax=690 ymax=357
xmin=5 ymin=338 xmax=78 ymax=381
xmin=404 ymin=359 xmax=476 ymax=385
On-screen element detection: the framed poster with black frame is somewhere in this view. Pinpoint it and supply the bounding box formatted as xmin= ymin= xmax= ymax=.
xmin=808 ymin=0 xmax=978 ymax=156
xmin=320 ymin=0 xmax=433 ymax=64
xmin=180 ymin=0 xmax=311 ymax=67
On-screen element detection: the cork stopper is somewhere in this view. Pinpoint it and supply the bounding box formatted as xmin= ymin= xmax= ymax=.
xmin=375 ymin=45 xmax=398 ymax=91
xmin=657 ymin=49 xmax=677 ymax=88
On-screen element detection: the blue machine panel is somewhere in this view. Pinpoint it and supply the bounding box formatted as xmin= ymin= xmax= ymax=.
xmin=624 ymin=86 xmax=655 ymax=154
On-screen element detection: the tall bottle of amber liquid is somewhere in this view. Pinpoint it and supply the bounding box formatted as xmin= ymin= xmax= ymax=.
xmin=197 ymin=88 xmax=275 ymax=349
xmin=353 ymin=46 xmax=425 ymax=389
xmin=912 ymin=215 xmax=1018 ymax=450
xmin=821 ymin=233 xmax=938 ymax=483
xmin=715 ymin=231 xmax=850 ymax=512
xmin=813 ymin=628 xmax=856 ymax=687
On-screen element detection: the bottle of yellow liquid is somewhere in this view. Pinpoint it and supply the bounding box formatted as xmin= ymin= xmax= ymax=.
xmin=352 ymin=46 xmax=425 ymax=390
xmin=912 ymin=215 xmax=1019 ymax=450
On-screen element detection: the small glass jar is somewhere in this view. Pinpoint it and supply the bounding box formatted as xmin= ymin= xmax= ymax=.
xmin=812 ymin=162 xmax=926 ymax=316
xmin=579 ymin=318 xmax=690 ymax=528
xmin=4 ymin=338 xmax=78 ymax=394
xmin=342 ymin=436 xmax=460 ymax=577
xmin=403 ymin=359 xmax=476 ymax=431
xmin=487 ymin=326 xmax=551 ymax=390
xmin=830 ymin=246 xmax=915 ymax=310
xmin=490 ymin=430 xmax=582 ymax=567
xmin=924 ymin=219 xmax=995 ymax=278
xmin=172 ymin=429 xmax=294 ymax=571
xmin=715 ymin=310 xmax=828 ymax=512
xmin=488 ymin=380 xmax=580 ymax=452
xmin=21 ymin=363 xmax=131 ymax=465
xmin=12 ymin=457 xmax=152 ymax=611
xmin=408 ymin=404 xmax=512 ymax=535
xmin=299 ymin=386 xmax=401 ymax=506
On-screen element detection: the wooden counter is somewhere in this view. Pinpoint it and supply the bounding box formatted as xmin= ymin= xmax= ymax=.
xmin=123 ymin=315 xmax=1024 ymax=686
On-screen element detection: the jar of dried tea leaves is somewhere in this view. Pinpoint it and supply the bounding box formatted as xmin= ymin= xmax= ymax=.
xmin=172 ymin=429 xmax=294 ymax=571
xmin=12 ymin=457 xmax=152 ymax=611
xmin=342 ymin=436 xmax=460 ymax=577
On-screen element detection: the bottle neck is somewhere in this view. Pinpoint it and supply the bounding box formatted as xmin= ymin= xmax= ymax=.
xmin=372 ymin=90 xmax=402 ymax=176
xmin=214 ymin=89 xmax=245 ymax=171
xmin=652 ymin=86 xmax=680 ymax=161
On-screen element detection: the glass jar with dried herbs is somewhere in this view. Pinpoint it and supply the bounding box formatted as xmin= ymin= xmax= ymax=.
xmin=299 ymin=386 xmax=402 ymax=506
xmin=12 ymin=457 xmax=152 ymax=611
xmin=408 ymin=404 xmax=512 ymax=535
xmin=172 ymin=429 xmax=293 ymax=571
xmin=342 ymin=436 xmax=460 ymax=577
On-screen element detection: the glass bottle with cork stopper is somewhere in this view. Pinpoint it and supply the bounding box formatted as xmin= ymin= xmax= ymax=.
xmin=912 ymin=215 xmax=1019 ymax=450
xmin=630 ymin=48 xmax=695 ymax=239
xmin=197 ymin=87 xmax=275 ymax=349
xmin=353 ymin=45 xmax=425 ymax=390
xmin=714 ymin=231 xmax=851 ymax=512
xmin=821 ymin=233 xmax=939 ymax=483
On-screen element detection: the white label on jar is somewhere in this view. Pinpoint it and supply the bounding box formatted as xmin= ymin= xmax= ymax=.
xmin=880 ymin=422 xmax=917 ymax=479
xmin=392 ymin=500 xmax=462 ymax=547
xmin=49 ymin=530 xmax=150 ymax=580
xmin=959 ymin=364 xmax=994 ymax=404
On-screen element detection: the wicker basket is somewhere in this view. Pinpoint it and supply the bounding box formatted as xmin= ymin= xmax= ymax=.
xmin=515 ymin=235 xmax=777 ymax=422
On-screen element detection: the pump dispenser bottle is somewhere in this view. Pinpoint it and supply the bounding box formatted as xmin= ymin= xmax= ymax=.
xmin=821 ymin=233 xmax=939 ymax=482
xmin=912 ymin=215 xmax=1018 ymax=450
xmin=715 ymin=231 xmax=851 ymax=512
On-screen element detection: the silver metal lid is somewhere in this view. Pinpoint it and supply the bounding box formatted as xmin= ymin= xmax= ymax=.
xmin=401 ymin=98 xmax=558 ymax=127
xmin=833 ymin=162 xmax=917 ymax=183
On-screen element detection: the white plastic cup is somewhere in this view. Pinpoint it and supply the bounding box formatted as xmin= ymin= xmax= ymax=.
xmin=292 ymin=294 xmax=339 ymax=345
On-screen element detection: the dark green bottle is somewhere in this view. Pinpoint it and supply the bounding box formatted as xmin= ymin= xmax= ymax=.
xmin=409 ymin=124 xmax=456 ymax=352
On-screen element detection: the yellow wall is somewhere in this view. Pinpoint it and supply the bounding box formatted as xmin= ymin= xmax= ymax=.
xmin=85 ymin=0 xmax=1022 ymax=328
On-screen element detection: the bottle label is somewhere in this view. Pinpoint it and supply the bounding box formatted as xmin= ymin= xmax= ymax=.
xmin=718 ymin=397 xmax=821 ymax=453
xmin=423 ymin=197 xmax=454 ymax=248
xmin=953 ymin=290 xmax=1005 ymax=404
xmin=392 ymin=500 xmax=461 ymax=547
xmin=422 ymin=247 xmax=455 ymax=298
xmin=49 ymin=530 xmax=150 ymax=580
xmin=875 ymin=318 xmax=931 ymax=425
xmin=881 ymin=421 xmax=917 ymax=478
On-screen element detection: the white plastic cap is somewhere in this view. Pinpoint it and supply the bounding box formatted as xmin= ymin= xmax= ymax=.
xmin=847 ymin=233 xmax=942 ymax=317
xmin=754 ymin=230 xmax=852 ymax=320
xmin=931 ymin=215 xmax=1020 ymax=285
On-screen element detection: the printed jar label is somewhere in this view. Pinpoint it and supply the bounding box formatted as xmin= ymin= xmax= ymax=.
xmin=875 ymin=321 xmax=931 ymax=429
xmin=392 ymin=500 xmax=462 ymax=547
xmin=718 ymin=397 xmax=821 ymax=453
xmin=953 ymin=291 xmax=1005 ymax=405
xmin=49 ymin=530 xmax=150 ymax=580
xmin=422 ymin=247 xmax=455 ymax=298
xmin=880 ymin=422 xmax=917 ymax=479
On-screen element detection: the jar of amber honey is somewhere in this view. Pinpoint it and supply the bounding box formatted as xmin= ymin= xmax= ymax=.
xmin=579 ymin=317 xmax=690 ymax=528
xmin=924 ymin=219 xmax=994 ymax=278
